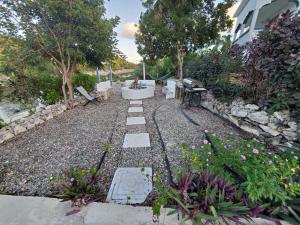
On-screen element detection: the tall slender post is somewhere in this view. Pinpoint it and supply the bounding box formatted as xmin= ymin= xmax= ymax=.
xmin=109 ymin=64 xmax=113 ymax=86
xmin=96 ymin=66 xmax=100 ymax=83
xmin=143 ymin=62 xmax=146 ymax=80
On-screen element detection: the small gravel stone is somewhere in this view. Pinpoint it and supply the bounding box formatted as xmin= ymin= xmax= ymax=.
xmin=0 ymin=85 xmax=243 ymax=203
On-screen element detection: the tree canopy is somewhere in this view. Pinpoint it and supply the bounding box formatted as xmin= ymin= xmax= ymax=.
xmin=0 ymin=0 xmax=119 ymax=107
xmin=136 ymin=0 xmax=235 ymax=79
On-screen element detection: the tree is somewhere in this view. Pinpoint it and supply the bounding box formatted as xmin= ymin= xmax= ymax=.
xmin=111 ymin=55 xmax=137 ymax=71
xmin=136 ymin=0 xmax=235 ymax=80
xmin=0 ymin=0 xmax=119 ymax=108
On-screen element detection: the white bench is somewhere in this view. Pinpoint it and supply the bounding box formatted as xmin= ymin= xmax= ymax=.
xmin=162 ymin=80 xmax=176 ymax=99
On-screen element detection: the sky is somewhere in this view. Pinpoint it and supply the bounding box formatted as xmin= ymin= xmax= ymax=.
xmin=105 ymin=0 xmax=144 ymax=63
xmin=105 ymin=0 xmax=240 ymax=63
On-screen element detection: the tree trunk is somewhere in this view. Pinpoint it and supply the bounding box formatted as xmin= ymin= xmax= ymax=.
xmin=66 ymin=76 xmax=74 ymax=108
xmin=61 ymin=63 xmax=76 ymax=109
xmin=62 ymin=71 xmax=69 ymax=108
xmin=61 ymin=74 xmax=68 ymax=107
xmin=66 ymin=63 xmax=76 ymax=108
xmin=177 ymin=47 xmax=185 ymax=80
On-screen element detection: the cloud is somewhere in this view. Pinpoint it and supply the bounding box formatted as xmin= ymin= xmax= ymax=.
xmin=228 ymin=2 xmax=240 ymax=28
xmin=119 ymin=22 xmax=139 ymax=39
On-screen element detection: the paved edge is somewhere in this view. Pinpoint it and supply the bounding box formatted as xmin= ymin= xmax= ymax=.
xmin=0 ymin=195 xmax=291 ymax=225
xmin=0 ymin=195 xmax=178 ymax=225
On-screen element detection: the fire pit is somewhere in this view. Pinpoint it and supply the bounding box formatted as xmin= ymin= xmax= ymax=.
xmin=121 ymin=79 xmax=155 ymax=100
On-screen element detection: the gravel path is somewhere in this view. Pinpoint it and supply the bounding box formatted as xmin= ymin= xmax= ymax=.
xmin=0 ymin=85 xmax=128 ymax=196
xmin=0 ymin=84 xmax=242 ymax=198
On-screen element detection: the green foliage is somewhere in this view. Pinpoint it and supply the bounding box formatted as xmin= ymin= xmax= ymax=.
xmin=113 ymin=74 xmax=137 ymax=82
xmin=44 ymin=90 xmax=62 ymax=105
xmin=54 ymin=164 xmax=104 ymax=204
xmin=147 ymin=57 xmax=175 ymax=79
xmin=206 ymin=81 xmax=243 ymax=103
xmin=136 ymin=0 xmax=235 ymax=79
xmin=266 ymin=92 xmax=300 ymax=114
xmin=32 ymin=74 xmax=63 ymax=104
xmin=184 ymin=36 xmax=244 ymax=102
xmin=111 ymin=55 xmax=138 ymax=71
xmin=0 ymin=119 xmax=5 ymax=129
xmin=232 ymin=11 xmax=300 ymax=114
xmin=153 ymin=170 xmax=254 ymax=225
xmin=72 ymin=73 xmax=96 ymax=92
xmin=0 ymin=0 xmax=119 ymax=106
xmin=184 ymin=133 xmax=300 ymax=204
xmin=153 ymin=133 xmax=300 ymax=223
xmin=7 ymin=72 xmax=97 ymax=105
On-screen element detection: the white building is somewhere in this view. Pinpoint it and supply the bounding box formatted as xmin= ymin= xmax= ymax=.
xmin=233 ymin=0 xmax=300 ymax=45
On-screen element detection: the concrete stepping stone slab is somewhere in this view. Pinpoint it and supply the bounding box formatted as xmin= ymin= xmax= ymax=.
xmin=127 ymin=112 xmax=144 ymax=117
xmin=130 ymin=100 xmax=143 ymax=105
xmin=106 ymin=167 xmax=152 ymax=204
xmin=123 ymin=133 xmax=150 ymax=148
xmin=128 ymin=107 xmax=143 ymax=113
xmin=126 ymin=117 xmax=146 ymax=125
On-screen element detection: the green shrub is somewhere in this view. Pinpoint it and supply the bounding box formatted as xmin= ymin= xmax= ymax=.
xmin=8 ymin=72 xmax=97 ymax=105
xmin=147 ymin=57 xmax=175 ymax=78
xmin=72 ymin=73 xmax=96 ymax=92
xmin=266 ymin=92 xmax=300 ymax=114
xmin=207 ymin=81 xmax=244 ymax=103
xmin=184 ymin=36 xmax=244 ymax=102
xmin=44 ymin=89 xmax=62 ymax=105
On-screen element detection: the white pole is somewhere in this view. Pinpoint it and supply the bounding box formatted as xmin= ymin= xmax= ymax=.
xmin=143 ymin=62 xmax=146 ymax=80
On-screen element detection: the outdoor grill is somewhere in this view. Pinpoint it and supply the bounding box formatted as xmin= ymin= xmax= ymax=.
xmin=182 ymin=78 xmax=207 ymax=107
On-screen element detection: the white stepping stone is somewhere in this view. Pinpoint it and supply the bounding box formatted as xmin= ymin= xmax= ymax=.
xmin=107 ymin=167 xmax=152 ymax=204
xmin=128 ymin=107 xmax=143 ymax=113
xmin=126 ymin=117 xmax=146 ymax=126
xmin=130 ymin=100 xmax=143 ymax=105
xmin=123 ymin=133 xmax=150 ymax=148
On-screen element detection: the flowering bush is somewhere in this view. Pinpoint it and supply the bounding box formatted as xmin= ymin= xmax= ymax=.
xmin=183 ymin=133 xmax=300 ymax=204
xmin=153 ymin=132 xmax=300 ymax=224
xmin=180 ymin=132 xmax=300 ymax=223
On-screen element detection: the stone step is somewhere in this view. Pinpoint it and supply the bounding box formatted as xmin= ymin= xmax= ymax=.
xmin=106 ymin=167 xmax=152 ymax=204
xmin=123 ymin=133 xmax=151 ymax=148
xmin=128 ymin=107 xmax=143 ymax=113
xmin=130 ymin=100 xmax=143 ymax=105
xmin=126 ymin=117 xmax=146 ymax=126
xmin=127 ymin=112 xmax=144 ymax=117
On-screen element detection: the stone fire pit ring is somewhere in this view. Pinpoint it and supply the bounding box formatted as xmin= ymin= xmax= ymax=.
xmin=121 ymin=86 xmax=155 ymax=100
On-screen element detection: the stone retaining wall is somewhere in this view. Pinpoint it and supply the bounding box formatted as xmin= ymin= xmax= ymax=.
xmin=0 ymin=88 xmax=114 ymax=144
xmin=201 ymin=91 xmax=298 ymax=146
xmin=0 ymin=103 xmax=68 ymax=144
